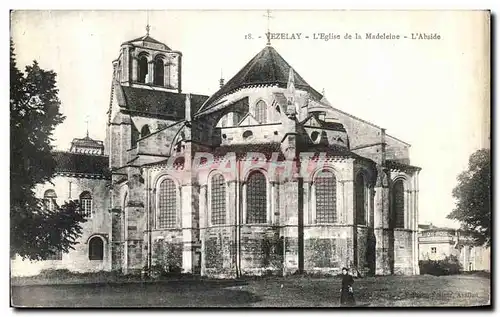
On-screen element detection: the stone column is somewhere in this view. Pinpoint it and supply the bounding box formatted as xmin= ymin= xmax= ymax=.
xmin=226 ymin=179 xmax=237 ymax=276
xmin=303 ymin=181 xmax=311 ymax=225
xmin=164 ymin=62 xmax=171 ymax=87
xmin=199 ymin=184 xmax=207 ymax=276
xmin=282 ymin=176 xmax=300 ymax=275
xmin=414 ymin=171 xmax=420 ymax=274
xmin=147 ymin=61 xmax=154 ymax=84
xmin=337 ymin=176 xmax=354 ymax=268
xmin=132 ymin=57 xmax=138 ymax=82
xmin=181 ymin=182 xmax=196 ymax=273
xmin=374 ymin=167 xmax=391 ymax=275
xmin=270 ymin=181 xmax=276 ymax=224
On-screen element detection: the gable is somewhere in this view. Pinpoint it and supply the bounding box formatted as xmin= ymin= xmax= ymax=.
xmin=238 ymin=112 xmax=260 ymax=126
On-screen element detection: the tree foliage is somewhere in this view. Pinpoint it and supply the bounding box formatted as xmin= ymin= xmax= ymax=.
xmin=447 ymin=149 xmax=491 ymax=246
xmin=10 ymin=39 xmax=87 ymax=260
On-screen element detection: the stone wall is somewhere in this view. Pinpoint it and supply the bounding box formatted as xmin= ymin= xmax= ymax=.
xmin=203 ymin=226 xmax=237 ymax=277
xmin=239 ymin=226 xmax=282 ymax=276
xmin=393 ymin=229 xmax=414 ymax=275
xmin=11 ymin=174 xmax=111 ymax=276
xmin=303 ymin=226 xmax=353 ymax=274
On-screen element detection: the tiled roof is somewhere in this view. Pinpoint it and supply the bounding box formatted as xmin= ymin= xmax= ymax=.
xmin=53 ymin=152 xmax=109 ymax=177
xmin=199 ymin=45 xmax=322 ymax=113
xmin=122 ymin=35 xmax=171 ymax=49
xmin=385 ymin=160 xmax=421 ymax=171
xmin=301 ymin=113 xmax=347 ymax=132
xmin=121 ymin=86 xmax=208 ymax=120
xmin=211 ymin=143 xmax=285 ymax=160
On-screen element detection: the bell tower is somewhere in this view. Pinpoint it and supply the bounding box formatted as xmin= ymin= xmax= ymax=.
xmin=112 ymin=26 xmax=182 ymax=93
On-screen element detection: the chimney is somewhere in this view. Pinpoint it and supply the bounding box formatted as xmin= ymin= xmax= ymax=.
xmin=381 ymin=128 xmax=387 ymax=164
xmin=185 ymin=93 xmax=191 ymax=121
xmin=219 ymin=69 xmax=224 ymax=88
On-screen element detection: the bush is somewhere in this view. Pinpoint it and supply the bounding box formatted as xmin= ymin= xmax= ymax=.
xmin=419 ymin=255 xmax=462 ymax=276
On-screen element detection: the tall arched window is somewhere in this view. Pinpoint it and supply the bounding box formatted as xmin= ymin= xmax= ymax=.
xmin=211 ymin=174 xmax=226 ymax=225
xmin=391 ymin=180 xmax=405 ymax=228
xmin=315 ymin=170 xmax=337 ymax=223
xmin=246 ymin=171 xmax=267 ymax=224
xmin=255 ymin=100 xmax=267 ymax=124
xmin=355 ymin=173 xmax=366 ymax=225
xmin=158 ymin=178 xmax=177 ymax=228
xmin=138 ymin=56 xmax=148 ymax=83
xmin=154 ymin=58 xmax=164 ymax=86
xmin=88 ymin=236 xmax=104 ymax=260
xmin=43 ymin=189 xmax=57 ymax=211
xmin=141 ymin=125 xmax=151 ymax=138
xmin=80 ymin=191 xmax=92 ymax=217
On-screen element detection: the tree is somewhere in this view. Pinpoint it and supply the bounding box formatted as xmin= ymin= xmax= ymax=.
xmin=10 ymin=39 xmax=87 ymax=260
xmin=447 ymin=149 xmax=491 ymax=246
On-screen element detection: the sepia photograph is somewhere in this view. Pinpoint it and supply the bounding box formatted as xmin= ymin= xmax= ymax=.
xmin=9 ymin=9 xmax=491 ymax=308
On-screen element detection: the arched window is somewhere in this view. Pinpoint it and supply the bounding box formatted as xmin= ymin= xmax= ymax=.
xmin=138 ymin=56 xmax=148 ymax=83
xmin=154 ymin=58 xmax=165 ymax=86
xmin=255 ymin=100 xmax=267 ymax=124
xmin=220 ymin=115 xmax=228 ymax=128
xmin=88 ymin=236 xmax=104 ymax=260
xmin=315 ymin=170 xmax=337 ymax=223
xmin=141 ymin=125 xmax=151 ymax=138
xmin=246 ymin=171 xmax=267 ymax=224
xmin=80 ymin=191 xmax=92 ymax=217
xmin=158 ymin=178 xmax=177 ymax=228
xmin=43 ymin=189 xmax=57 ymax=211
xmin=391 ymin=180 xmax=405 ymax=228
xmin=211 ymin=174 xmax=226 ymax=225
xmin=117 ymin=61 xmax=122 ymax=81
xmin=355 ymin=173 xmax=366 ymax=225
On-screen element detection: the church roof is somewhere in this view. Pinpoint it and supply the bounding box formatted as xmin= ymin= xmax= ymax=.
xmin=122 ymin=35 xmax=171 ymax=50
xmin=71 ymin=136 xmax=104 ymax=149
xmin=301 ymin=112 xmax=347 ymax=132
xmin=119 ymin=85 xmax=208 ymax=120
xmin=199 ymin=45 xmax=322 ymax=113
xmin=53 ymin=152 xmax=110 ymax=178
xmin=212 ymin=143 xmax=285 ymax=160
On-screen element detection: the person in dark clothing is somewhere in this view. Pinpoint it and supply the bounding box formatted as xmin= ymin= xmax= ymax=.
xmin=340 ymin=267 xmax=356 ymax=306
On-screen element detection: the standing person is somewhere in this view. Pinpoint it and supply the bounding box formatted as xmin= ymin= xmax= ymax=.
xmin=340 ymin=267 xmax=356 ymax=306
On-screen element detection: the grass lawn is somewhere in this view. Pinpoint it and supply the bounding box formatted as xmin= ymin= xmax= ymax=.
xmin=11 ymin=272 xmax=491 ymax=307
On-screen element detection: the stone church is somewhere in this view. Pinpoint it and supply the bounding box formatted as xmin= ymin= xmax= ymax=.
xmin=13 ymin=30 xmax=421 ymax=277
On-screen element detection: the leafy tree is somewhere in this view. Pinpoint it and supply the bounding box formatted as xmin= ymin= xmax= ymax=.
xmin=10 ymin=39 xmax=87 ymax=260
xmin=447 ymin=149 xmax=491 ymax=246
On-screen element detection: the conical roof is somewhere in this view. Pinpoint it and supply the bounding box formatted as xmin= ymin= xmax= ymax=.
xmin=122 ymin=35 xmax=171 ymax=50
xmin=199 ymin=46 xmax=322 ymax=113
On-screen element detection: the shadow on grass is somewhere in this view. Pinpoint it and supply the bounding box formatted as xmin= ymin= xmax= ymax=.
xmin=11 ymin=279 xmax=262 ymax=307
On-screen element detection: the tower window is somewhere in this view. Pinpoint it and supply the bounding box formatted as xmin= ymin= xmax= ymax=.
xmin=154 ymin=58 xmax=165 ymax=86
xmin=138 ymin=56 xmax=148 ymax=83
xmin=255 ymin=101 xmax=267 ymax=124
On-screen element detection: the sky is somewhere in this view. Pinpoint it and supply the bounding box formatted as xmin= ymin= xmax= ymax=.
xmin=10 ymin=10 xmax=490 ymax=228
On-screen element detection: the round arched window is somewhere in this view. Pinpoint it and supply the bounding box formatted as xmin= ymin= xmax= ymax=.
xmin=311 ymin=131 xmax=320 ymax=142
xmin=243 ymin=130 xmax=253 ymax=140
